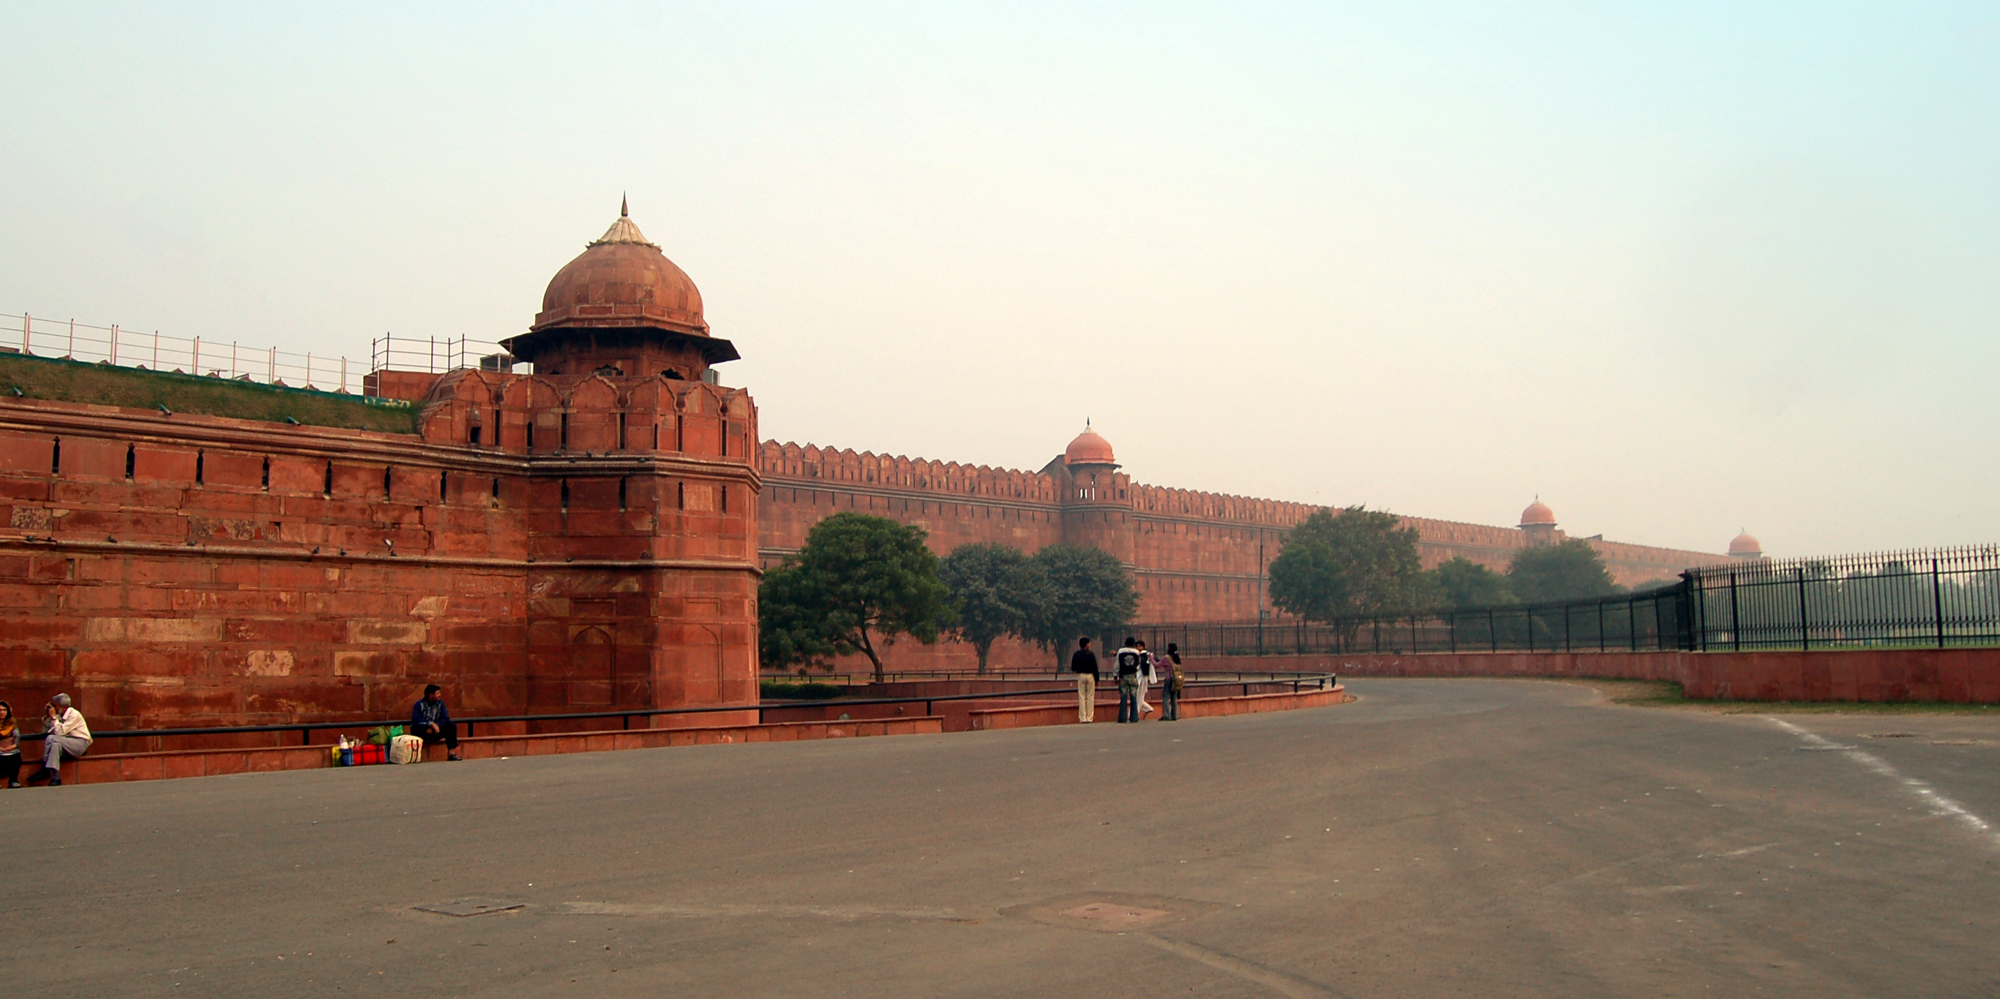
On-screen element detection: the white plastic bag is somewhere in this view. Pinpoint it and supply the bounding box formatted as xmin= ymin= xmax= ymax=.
xmin=388 ymin=734 xmax=426 ymax=765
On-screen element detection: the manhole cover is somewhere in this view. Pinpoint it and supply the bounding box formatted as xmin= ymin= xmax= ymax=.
xmin=413 ymin=898 xmax=525 ymax=917
xmin=1060 ymin=902 xmax=1172 ymax=928
xmin=1002 ymin=893 xmax=1221 ymax=933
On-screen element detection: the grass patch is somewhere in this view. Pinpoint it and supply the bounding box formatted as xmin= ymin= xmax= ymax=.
xmin=0 ymin=352 xmax=418 ymax=434
xmin=1554 ymin=678 xmax=2000 ymax=715
xmin=759 ymin=680 xmax=850 ymax=700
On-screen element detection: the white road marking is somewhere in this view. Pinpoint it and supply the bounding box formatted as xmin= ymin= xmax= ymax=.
xmin=1766 ymin=717 xmax=2000 ymax=848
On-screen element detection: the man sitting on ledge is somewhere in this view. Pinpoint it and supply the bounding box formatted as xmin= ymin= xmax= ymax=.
xmin=410 ymin=684 xmax=462 ymax=761
xmin=29 ymin=693 xmax=90 ymax=787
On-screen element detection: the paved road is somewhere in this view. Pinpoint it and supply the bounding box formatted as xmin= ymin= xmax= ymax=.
xmin=5 ymin=678 xmax=1999 ymax=997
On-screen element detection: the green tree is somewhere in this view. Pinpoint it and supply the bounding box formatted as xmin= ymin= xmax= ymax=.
xmin=1507 ymin=539 xmax=1622 ymax=605
xmin=1268 ymin=506 xmax=1433 ymax=623
xmin=939 ymin=542 xmax=1051 ymax=674
xmin=1027 ymin=544 xmax=1138 ymax=666
xmin=757 ymin=512 xmax=954 ymax=683
xmin=1432 ymin=557 xmax=1514 ymax=610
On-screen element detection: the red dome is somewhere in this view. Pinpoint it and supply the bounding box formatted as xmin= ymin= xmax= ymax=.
xmin=1065 ymin=427 xmax=1116 ymax=466
xmin=1729 ymin=531 xmax=1762 ymax=556
xmin=530 ymin=204 xmax=707 ymax=337
xmin=1519 ymin=499 xmax=1556 ymax=527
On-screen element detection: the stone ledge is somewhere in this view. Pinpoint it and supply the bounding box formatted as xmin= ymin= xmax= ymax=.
xmin=46 ymin=716 xmax=945 ymax=786
xmin=968 ymin=685 xmax=1348 ymax=730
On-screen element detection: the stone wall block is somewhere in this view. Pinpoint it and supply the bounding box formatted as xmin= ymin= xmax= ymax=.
xmin=132 ymin=445 xmax=198 ymax=483
xmin=345 ymin=619 xmax=429 ymax=645
xmin=0 ymin=432 xmax=54 ymax=474
xmin=60 ymin=436 xmax=127 ymax=480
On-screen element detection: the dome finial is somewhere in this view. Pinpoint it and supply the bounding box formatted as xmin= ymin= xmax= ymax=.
xmin=620 ymin=192 xmax=628 ymax=218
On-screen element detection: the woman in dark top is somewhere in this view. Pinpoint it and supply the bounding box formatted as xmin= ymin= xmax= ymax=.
xmin=0 ymin=701 xmax=21 ymax=787
xmin=1162 ymin=644 xmax=1185 ymax=721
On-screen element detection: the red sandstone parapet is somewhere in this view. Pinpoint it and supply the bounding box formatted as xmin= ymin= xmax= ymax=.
xmin=1191 ymin=648 xmax=2000 ymax=704
xmin=967 ymin=685 xmax=1349 ymax=730
xmin=55 ymin=716 xmax=944 ymax=785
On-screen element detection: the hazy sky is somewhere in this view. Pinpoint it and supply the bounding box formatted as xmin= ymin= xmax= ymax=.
xmin=4 ymin=3 xmax=1995 ymax=557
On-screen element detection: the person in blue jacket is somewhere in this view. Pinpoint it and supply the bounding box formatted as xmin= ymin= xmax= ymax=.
xmin=410 ymin=684 xmax=461 ymax=761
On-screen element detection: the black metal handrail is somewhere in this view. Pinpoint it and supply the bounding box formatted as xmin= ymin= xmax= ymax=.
xmin=17 ymin=672 xmax=1337 ymax=750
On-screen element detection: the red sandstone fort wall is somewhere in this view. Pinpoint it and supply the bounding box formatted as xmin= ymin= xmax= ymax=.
xmin=756 ymin=439 xmax=1727 ymax=636
xmin=0 ymin=373 xmax=763 ymax=731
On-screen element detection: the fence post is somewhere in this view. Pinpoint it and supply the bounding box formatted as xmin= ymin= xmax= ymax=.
xmin=341 ymin=356 xmax=348 ymax=393
xmin=19 ymin=312 xmax=27 ymax=355
xmin=153 ymin=330 xmax=159 ymax=370
xmin=1796 ymin=567 xmax=1809 ymax=652
xmin=109 ymin=324 xmax=118 ymax=364
xmin=67 ymin=318 xmax=74 ymax=358
xmin=1932 ymin=557 xmax=1946 ymax=649
xmin=1563 ymin=604 xmax=1571 ymax=652
xmin=1691 ymin=576 xmax=1705 ymax=652
xmin=1489 ymin=608 xmax=1497 ymax=652
xmin=268 ymin=347 xmax=276 ymax=383
xmin=230 ymin=341 xmax=237 ymax=379
xmin=1730 ymin=572 xmax=1740 ymax=652
xmin=1449 ymin=611 xmax=1457 ymax=653
xmin=193 ymin=336 xmax=201 ymax=373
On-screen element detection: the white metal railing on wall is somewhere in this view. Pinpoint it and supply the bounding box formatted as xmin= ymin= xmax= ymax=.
xmin=370 ymin=334 xmax=520 ymax=376
xmin=4 ymin=311 xmax=361 ymax=394
xmin=1 ymin=314 xmax=524 ymax=396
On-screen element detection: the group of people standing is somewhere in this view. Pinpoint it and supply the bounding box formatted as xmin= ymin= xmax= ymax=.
xmin=1068 ymin=636 xmax=1184 ymax=724
xmin=0 ymin=694 xmax=93 ymax=788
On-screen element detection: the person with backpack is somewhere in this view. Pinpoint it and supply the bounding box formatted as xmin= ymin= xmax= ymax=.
xmin=1161 ymin=643 xmax=1185 ymax=721
xmin=1114 ymin=638 xmax=1144 ymax=723
xmin=1069 ymin=636 xmax=1100 ymax=722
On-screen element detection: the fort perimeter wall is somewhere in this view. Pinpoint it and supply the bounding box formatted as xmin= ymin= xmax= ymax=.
xmin=0 ymin=369 xmax=763 ymax=732
xmin=756 ymin=440 xmax=1733 ymax=674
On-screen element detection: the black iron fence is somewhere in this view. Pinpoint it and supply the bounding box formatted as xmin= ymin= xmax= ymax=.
xmin=1132 ymin=544 xmax=2000 ymax=657
xmin=1130 ymin=585 xmax=1690 ymax=658
xmin=1685 ymin=545 xmax=2000 ymax=651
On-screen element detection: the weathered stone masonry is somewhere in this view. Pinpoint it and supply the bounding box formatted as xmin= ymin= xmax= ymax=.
xmin=755 ymin=431 xmax=1735 ymax=671
xmin=0 ymin=207 xmax=763 ymax=731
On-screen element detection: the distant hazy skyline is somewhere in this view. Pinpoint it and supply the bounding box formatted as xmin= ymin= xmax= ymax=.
xmin=4 ymin=3 xmax=1994 ymax=557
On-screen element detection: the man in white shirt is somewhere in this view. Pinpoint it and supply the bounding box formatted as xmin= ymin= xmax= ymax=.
xmin=30 ymin=693 xmax=90 ymax=787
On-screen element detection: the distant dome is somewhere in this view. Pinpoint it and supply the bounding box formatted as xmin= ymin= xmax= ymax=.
xmin=1519 ymin=499 xmax=1556 ymax=527
xmin=1729 ymin=531 xmax=1763 ymax=556
xmin=530 ymin=200 xmax=708 ymax=337
xmin=1065 ymin=426 xmax=1116 ymax=466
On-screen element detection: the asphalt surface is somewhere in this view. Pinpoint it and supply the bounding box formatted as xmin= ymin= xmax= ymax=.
xmin=5 ymin=678 xmax=1999 ymax=998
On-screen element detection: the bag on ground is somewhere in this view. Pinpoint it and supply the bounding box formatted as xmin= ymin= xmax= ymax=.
xmin=389 ymin=734 xmax=425 ymax=765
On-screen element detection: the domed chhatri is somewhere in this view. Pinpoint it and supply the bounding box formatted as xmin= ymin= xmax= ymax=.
xmin=1064 ymin=424 xmax=1116 ymax=467
xmin=1519 ymin=498 xmax=1556 ymax=527
xmin=1729 ymin=530 xmax=1764 ymax=559
xmin=503 ymin=198 xmax=739 ymax=378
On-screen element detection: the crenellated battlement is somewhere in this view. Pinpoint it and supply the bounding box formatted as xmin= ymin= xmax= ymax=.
xmin=758 ymin=435 xmax=1733 ymax=653
xmin=759 ymin=441 xmax=1059 ymax=502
